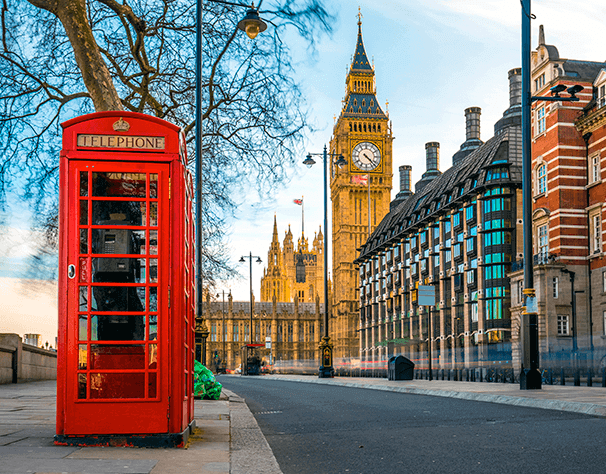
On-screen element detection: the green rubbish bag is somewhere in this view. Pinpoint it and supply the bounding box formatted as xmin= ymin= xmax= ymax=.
xmin=194 ymin=360 xmax=222 ymax=400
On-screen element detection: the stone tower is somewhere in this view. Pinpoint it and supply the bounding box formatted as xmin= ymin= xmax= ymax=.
xmin=329 ymin=14 xmax=394 ymax=359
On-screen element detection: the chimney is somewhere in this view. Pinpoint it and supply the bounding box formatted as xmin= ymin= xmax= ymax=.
xmin=453 ymin=107 xmax=483 ymax=166
xmin=399 ymin=165 xmax=412 ymax=194
xmin=494 ymin=68 xmax=522 ymax=135
xmin=425 ymin=142 xmax=440 ymax=172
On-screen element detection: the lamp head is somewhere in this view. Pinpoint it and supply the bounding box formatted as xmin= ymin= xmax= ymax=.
xmin=256 ymin=257 xmax=262 ymax=264
xmin=303 ymin=154 xmax=316 ymax=168
xmin=239 ymin=256 xmax=245 ymax=263
xmin=550 ymin=84 xmax=566 ymax=96
xmin=567 ymin=84 xmax=584 ymax=97
xmin=335 ymin=154 xmax=347 ymax=169
xmin=237 ymin=7 xmax=267 ymax=40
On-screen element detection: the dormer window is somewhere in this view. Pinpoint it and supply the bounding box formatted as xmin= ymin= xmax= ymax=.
xmin=362 ymin=99 xmax=366 ymax=107
xmin=599 ymin=84 xmax=606 ymax=108
xmin=353 ymin=99 xmax=358 ymax=106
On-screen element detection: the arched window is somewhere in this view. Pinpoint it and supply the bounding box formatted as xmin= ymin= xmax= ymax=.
xmin=537 ymin=163 xmax=547 ymax=194
xmin=354 ymin=123 xmax=357 ymax=132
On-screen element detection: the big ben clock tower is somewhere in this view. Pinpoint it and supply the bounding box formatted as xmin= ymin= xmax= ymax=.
xmin=330 ymin=13 xmax=393 ymax=360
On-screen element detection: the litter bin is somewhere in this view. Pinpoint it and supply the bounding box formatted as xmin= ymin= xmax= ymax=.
xmin=389 ymin=355 xmax=414 ymax=380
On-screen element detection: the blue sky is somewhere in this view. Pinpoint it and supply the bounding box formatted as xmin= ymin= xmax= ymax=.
xmin=223 ymin=0 xmax=606 ymax=300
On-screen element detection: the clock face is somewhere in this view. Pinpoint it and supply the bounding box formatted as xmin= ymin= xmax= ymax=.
xmin=352 ymin=142 xmax=381 ymax=171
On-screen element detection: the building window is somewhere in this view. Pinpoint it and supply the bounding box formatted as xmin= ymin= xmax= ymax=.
xmin=537 ymin=224 xmax=549 ymax=258
xmin=603 ymin=271 xmax=606 ymax=293
xmin=233 ymin=323 xmax=239 ymax=342
xmin=589 ymin=153 xmax=601 ymax=184
xmin=211 ymin=323 xmax=217 ymax=342
xmin=537 ymin=163 xmax=547 ymax=194
xmin=557 ymin=314 xmax=570 ymax=336
xmin=599 ymin=84 xmax=606 ymax=108
xmin=536 ymin=106 xmax=546 ymax=134
xmin=534 ymin=73 xmax=545 ymax=92
xmin=589 ymin=210 xmax=602 ymax=254
xmin=518 ymin=280 xmax=524 ymax=305
xmin=553 ymin=277 xmax=559 ymax=299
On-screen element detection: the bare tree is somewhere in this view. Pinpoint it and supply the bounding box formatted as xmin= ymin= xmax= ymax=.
xmin=0 ymin=0 xmax=334 ymax=282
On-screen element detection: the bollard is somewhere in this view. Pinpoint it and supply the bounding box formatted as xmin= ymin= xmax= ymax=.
xmin=547 ymin=368 xmax=553 ymax=385
xmin=574 ymin=369 xmax=581 ymax=387
xmin=603 ymin=368 xmax=606 ymax=388
xmin=587 ymin=370 xmax=592 ymax=387
xmin=560 ymin=368 xmax=566 ymax=385
xmin=458 ymin=369 xmax=463 ymax=382
xmin=466 ymin=369 xmax=470 ymax=382
xmin=441 ymin=369 xmax=445 ymax=381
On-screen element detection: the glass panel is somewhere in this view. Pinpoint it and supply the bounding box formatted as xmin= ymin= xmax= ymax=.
xmin=149 ymin=314 xmax=158 ymax=340
xmin=92 ymin=201 xmax=146 ymax=226
xmin=90 ymin=344 xmax=146 ymax=369
xmin=91 ymin=314 xmax=146 ymax=341
xmin=79 ymin=286 xmax=88 ymax=311
xmin=92 ymin=229 xmax=145 ymax=255
xmin=149 ymin=230 xmax=158 ymax=255
xmin=80 ymin=200 xmax=88 ymax=225
xmin=150 ymin=174 xmax=158 ymax=198
xmin=89 ymin=372 xmax=145 ymax=399
xmin=148 ymin=372 xmax=157 ymax=398
xmin=150 ymin=202 xmax=158 ymax=226
xmin=80 ymin=172 xmax=88 ymax=196
xmin=78 ymin=373 xmax=87 ymax=399
xmin=150 ymin=259 xmax=157 ymax=283
xmin=78 ymin=344 xmax=87 ymax=369
xmin=80 ymin=229 xmax=88 ymax=254
xmin=149 ymin=287 xmax=157 ymax=312
xmin=149 ymin=343 xmax=158 ymax=369
xmin=91 ymin=286 xmax=146 ymax=312
xmin=92 ymin=172 xmax=146 ymax=197
xmin=79 ymin=315 xmax=87 ymax=340
xmin=91 ymin=257 xmax=145 ymax=283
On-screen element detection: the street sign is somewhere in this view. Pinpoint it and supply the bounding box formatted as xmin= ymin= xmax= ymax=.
xmin=418 ymin=285 xmax=436 ymax=306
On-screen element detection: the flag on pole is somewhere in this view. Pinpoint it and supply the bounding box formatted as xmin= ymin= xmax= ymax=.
xmin=351 ymin=175 xmax=368 ymax=185
xmin=293 ymin=198 xmax=303 ymax=205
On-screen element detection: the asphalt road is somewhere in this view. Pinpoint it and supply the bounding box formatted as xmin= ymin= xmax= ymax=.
xmin=219 ymin=376 xmax=606 ymax=474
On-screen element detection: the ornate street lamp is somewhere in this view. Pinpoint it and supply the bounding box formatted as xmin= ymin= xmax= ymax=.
xmin=195 ymin=2 xmax=266 ymax=366
xmin=304 ymin=145 xmax=347 ymax=378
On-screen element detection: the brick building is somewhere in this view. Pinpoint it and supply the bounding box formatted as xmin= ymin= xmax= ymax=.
xmin=509 ymin=26 xmax=606 ymax=370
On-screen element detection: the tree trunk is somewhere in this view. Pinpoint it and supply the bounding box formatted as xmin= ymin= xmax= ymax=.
xmin=28 ymin=0 xmax=123 ymax=112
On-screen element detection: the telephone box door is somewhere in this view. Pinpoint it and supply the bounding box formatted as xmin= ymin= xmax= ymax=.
xmin=64 ymin=160 xmax=169 ymax=435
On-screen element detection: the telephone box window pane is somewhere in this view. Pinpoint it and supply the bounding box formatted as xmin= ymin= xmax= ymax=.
xmin=149 ymin=230 xmax=158 ymax=254
xmin=148 ymin=372 xmax=157 ymax=398
xmin=91 ymin=286 xmax=146 ymax=312
xmin=150 ymin=174 xmax=158 ymax=198
xmin=79 ymin=287 xmax=88 ymax=311
xmin=150 ymin=259 xmax=158 ymax=283
xmin=89 ymin=372 xmax=145 ymax=399
xmin=90 ymin=344 xmax=146 ymax=369
xmin=80 ymin=172 xmax=88 ymax=196
xmin=150 ymin=202 xmax=158 ymax=226
xmin=92 ymin=201 xmax=146 ymax=226
xmin=91 ymin=315 xmax=146 ymax=341
xmin=78 ymin=344 xmax=87 ymax=370
xmin=149 ymin=343 xmax=158 ymax=369
xmin=78 ymin=374 xmax=87 ymax=399
xmin=149 ymin=287 xmax=158 ymax=312
xmin=79 ymin=314 xmax=88 ymax=340
xmin=79 ymin=258 xmax=88 ymax=283
xmin=92 ymin=172 xmax=146 ymax=197
xmin=92 ymin=229 xmax=145 ymax=255
xmin=80 ymin=229 xmax=88 ymax=254
xmin=92 ymin=257 xmax=145 ymax=283
xmin=80 ymin=201 xmax=88 ymax=225
xmin=149 ymin=314 xmax=158 ymax=340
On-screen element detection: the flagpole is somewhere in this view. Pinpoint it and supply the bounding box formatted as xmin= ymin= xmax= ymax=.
xmin=302 ymin=195 xmax=304 ymax=237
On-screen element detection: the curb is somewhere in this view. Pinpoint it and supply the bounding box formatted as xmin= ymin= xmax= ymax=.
xmin=223 ymin=389 xmax=283 ymax=474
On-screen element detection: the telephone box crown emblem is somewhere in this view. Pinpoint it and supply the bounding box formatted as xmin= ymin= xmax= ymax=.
xmin=113 ymin=118 xmax=130 ymax=132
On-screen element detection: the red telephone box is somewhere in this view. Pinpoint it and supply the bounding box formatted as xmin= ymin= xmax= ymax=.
xmin=55 ymin=112 xmax=195 ymax=447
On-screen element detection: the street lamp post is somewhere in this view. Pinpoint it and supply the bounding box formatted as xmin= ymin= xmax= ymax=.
xmin=519 ymin=0 xmax=583 ymax=390
xmin=216 ymin=290 xmax=230 ymax=373
xmin=194 ymin=1 xmax=266 ymax=366
xmin=303 ymin=145 xmax=347 ymax=378
xmin=239 ymin=252 xmax=262 ymax=375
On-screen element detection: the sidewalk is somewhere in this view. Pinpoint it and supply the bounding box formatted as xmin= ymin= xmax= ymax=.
xmin=0 ymin=380 xmax=280 ymax=474
xmin=257 ymin=373 xmax=606 ymax=417
xmin=2 ymin=375 xmax=606 ymax=474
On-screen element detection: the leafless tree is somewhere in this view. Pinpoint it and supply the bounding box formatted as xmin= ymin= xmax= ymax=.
xmin=0 ymin=0 xmax=333 ymax=282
